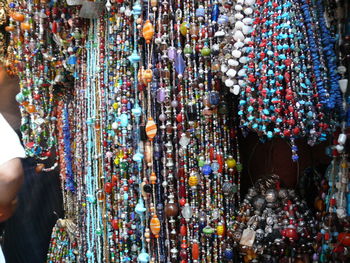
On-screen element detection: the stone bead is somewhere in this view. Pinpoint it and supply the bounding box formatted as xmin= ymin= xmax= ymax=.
xmin=164 ymin=203 xmax=179 ymax=217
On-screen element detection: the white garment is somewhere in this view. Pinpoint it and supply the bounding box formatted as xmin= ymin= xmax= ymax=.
xmin=0 ymin=248 xmax=4 ymax=263
xmin=0 ymin=113 xmax=26 ymax=263
xmin=0 ymin=113 xmax=25 ymax=165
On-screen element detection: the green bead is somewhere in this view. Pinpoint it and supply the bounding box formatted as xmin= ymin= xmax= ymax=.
xmin=120 ymin=161 xmax=128 ymax=170
xmin=236 ymin=163 xmax=243 ymax=172
xmin=20 ymin=124 xmax=28 ymax=132
xmin=232 ymin=184 xmax=238 ymax=193
xmin=183 ymin=45 xmax=192 ymax=55
xmin=198 ymin=158 xmax=205 ymax=167
xmin=218 ymin=102 xmax=229 ymax=115
xmin=22 ymin=88 xmax=31 ymax=96
xmin=203 ymin=226 xmax=214 ymax=235
xmin=96 ymin=228 xmax=103 ymax=235
xmin=201 ymin=47 xmax=211 ymax=56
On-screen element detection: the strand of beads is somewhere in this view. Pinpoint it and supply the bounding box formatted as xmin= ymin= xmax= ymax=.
xmin=238 ymin=0 xmax=343 ymax=161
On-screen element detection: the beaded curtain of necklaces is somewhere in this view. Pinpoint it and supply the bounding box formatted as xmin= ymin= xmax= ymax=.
xmin=2 ymin=0 xmax=348 ymax=262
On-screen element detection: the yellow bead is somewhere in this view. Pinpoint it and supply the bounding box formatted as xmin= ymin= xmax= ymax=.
xmin=114 ymin=157 xmax=120 ymax=165
xmin=341 ymin=161 xmax=348 ymax=169
xmin=180 ymin=22 xmax=189 ymax=36
xmin=113 ymin=102 xmax=119 ymax=110
xmin=217 ymin=224 xmax=225 ymax=236
xmin=188 ymin=175 xmax=199 ymax=187
xmin=226 ymin=158 xmax=236 ymax=169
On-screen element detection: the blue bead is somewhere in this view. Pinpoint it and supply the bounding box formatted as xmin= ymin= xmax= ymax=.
xmin=202 ymin=164 xmax=212 ymax=175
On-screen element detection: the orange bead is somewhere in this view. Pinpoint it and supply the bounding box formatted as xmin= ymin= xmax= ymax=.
xmin=21 ymin=101 xmax=29 ymax=107
xmin=145 ymin=117 xmax=157 ymax=140
xmin=150 ymin=0 xmax=158 ymax=7
xmin=26 ymin=105 xmax=37 ymax=113
xmin=142 ymin=20 xmax=154 ymax=44
xmin=11 ymin=12 xmax=25 ymax=22
xmin=35 ymin=163 xmax=45 ymax=173
xmin=5 ymin=25 xmax=15 ymax=32
xmin=150 ymin=172 xmax=157 ymax=184
xmin=143 ymin=68 xmax=153 ymax=83
xmin=20 ymin=22 xmax=31 ymax=31
xmin=150 ymin=214 xmax=161 ymax=237
xmin=97 ymin=191 xmax=105 ymax=201
xmin=191 ymin=242 xmax=199 ymax=260
xmin=144 ymin=141 xmax=152 ymax=163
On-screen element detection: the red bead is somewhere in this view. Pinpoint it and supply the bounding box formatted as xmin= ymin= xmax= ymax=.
xmin=192 ymin=243 xmax=199 ymax=260
xmin=179 ymin=185 xmax=186 ymax=198
xmin=180 ymin=225 xmax=187 ymax=236
xmin=283 ymin=130 xmax=291 ymax=137
xmin=180 ymin=249 xmax=188 ymax=260
xmin=338 ymin=233 xmax=350 ymax=246
xmin=52 ymin=21 xmax=57 ymax=34
xmin=330 ymin=198 xmax=336 ymax=207
xmin=325 ymin=232 xmax=330 ymax=241
xmin=104 ymin=182 xmax=113 ymax=194
xmin=111 ymin=219 xmax=119 ymax=230
xmin=179 ymin=198 xmax=186 ymax=206
xmin=176 ymin=113 xmax=183 ymax=122
xmin=293 ymin=127 xmax=300 ymax=135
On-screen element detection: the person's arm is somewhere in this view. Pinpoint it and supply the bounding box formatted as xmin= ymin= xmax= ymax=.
xmin=0 ymin=158 xmax=23 ymax=222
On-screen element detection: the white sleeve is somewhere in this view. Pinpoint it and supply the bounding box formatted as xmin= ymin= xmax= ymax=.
xmin=0 ymin=113 xmax=25 ymax=166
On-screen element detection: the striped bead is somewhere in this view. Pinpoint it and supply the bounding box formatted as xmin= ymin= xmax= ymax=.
xmin=150 ymin=214 xmax=161 ymax=237
xmin=146 ymin=117 xmax=157 ymax=140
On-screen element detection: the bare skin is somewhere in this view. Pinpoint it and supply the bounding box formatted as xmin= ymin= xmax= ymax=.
xmin=0 ymin=68 xmax=23 ymax=222
xmin=0 ymin=158 xmax=23 ymax=222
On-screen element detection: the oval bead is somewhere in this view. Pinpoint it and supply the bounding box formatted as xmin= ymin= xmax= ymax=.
xmin=150 ymin=215 xmax=161 ymax=237
xmin=145 ymin=117 xmax=157 ymax=140
xmin=142 ymin=20 xmax=155 ymax=44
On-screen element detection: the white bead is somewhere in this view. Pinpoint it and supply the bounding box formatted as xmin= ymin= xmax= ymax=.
xmin=226 ymin=68 xmax=237 ymax=78
xmin=242 ymin=25 xmax=252 ymax=35
xmin=339 ymin=79 xmax=348 ymax=93
xmin=228 ymin=59 xmax=239 ymax=66
xmin=244 ymin=7 xmax=253 ymax=15
xmin=238 ymin=79 xmax=246 ymax=86
xmin=237 ymin=0 xmax=244 ymax=4
xmin=214 ymin=30 xmax=226 ymax=37
xmin=235 ymin=21 xmax=244 ymax=30
xmin=225 ymin=78 xmax=234 ymax=87
xmin=245 ymin=0 xmax=255 ymax=6
xmin=234 ymin=41 xmax=244 ymax=49
xmin=239 ymin=56 xmax=248 ymax=64
xmin=221 ymin=64 xmax=228 ymax=73
xmin=229 ymin=15 xmax=235 ymax=24
xmin=336 ymin=144 xmax=344 ymax=153
xmin=233 ymin=30 xmax=245 ymax=41
xmin=337 ymin=65 xmax=347 ymax=74
xmin=244 ymin=37 xmax=252 ymax=44
xmin=337 ymin=208 xmax=346 ymax=219
xmin=338 ymin=133 xmax=347 ymax=145
xmin=235 ymin=4 xmax=243 ymax=11
xmin=238 ymin=69 xmax=246 ymax=77
xmin=112 ymin=122 xmax=118 ymax=129
xmin=232 ymin=85 xmax=240 ymax=95
xmin=243 ymin=18 xmax=253 ymax=25
xmin=234 ymin=12 xmax=244 ymax=20
xmin=231 ymin=49 xmax=242 ymax=58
